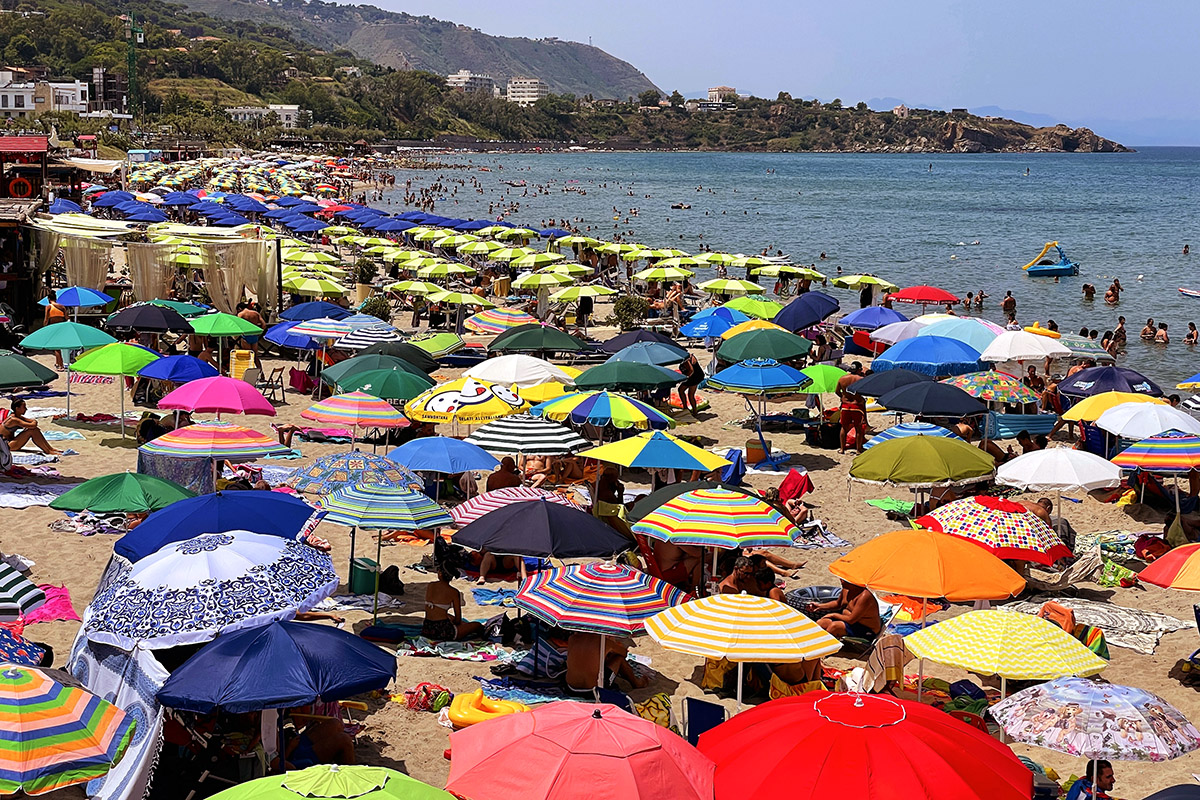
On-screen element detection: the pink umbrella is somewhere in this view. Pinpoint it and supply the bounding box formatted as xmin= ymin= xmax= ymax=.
xmin=158 ymin=376 xmax=276 ymax=419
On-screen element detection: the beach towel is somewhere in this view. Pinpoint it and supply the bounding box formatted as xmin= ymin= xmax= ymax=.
xmin=515 ymin=635 xmax=568 ymax=679
xmin=473 ymin=676 xmax=631 ymax=711
xmin=312 ymin=593 xmax=406 ymax=613
xmin=297 ymin=427 xmax=353 ymax=444
xmin=1004 ymin=595 xmax=1193 ymax=654
xmin=50 ymin=511 xmax=128 ymax=537
xmin=1075 ymin=530 xmax=1140 ymax=561
xmin=265 ymin=448 xmax=303 ymax=460
xmin=24 ymin=584 xmax=79 ymax=623
xmin=14 ymin=389 xmax=68 ymax=399
xmin=0 ymin=563 xmax=44 ymax=622
xmin=719 ymin=448 xmax=746 ymax=486
xmin=792 ymin=522 xmax=852 ymax=550
xmin=779 ymin=467 xmax=815 ymax=504
xmin=68 ymin=637 xmax=170 ymax=800
xmin=41 ymin=429 xmax=85 ymax=441
xmin=137 ymin=451 xmax=214 ymax=496
xmin=254 ymin=465 xmax=300 ymax=485
xmin=10 ymin=452 xmax=57 ymax=466
xmin=0 ymin=481 xmax=78 ymax=508
xmin=397 ymin=638 xmax=520 ymax=663
xmin=68 ymin=373 xmax=113 ymax=385
xmin=24 ymin=407 xmax=66 ymax=419
xmin=472 ymin=588 xmax=517 ymax=607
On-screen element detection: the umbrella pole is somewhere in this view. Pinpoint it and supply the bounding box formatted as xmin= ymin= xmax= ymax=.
xmin=372 ymin=532 xmax=382 ymax=624
xmin=119 ymin=379 xmax=126 ymax=438
xmin=65 ymin=366 xmax=71 ymax=418
xmin=597 ymin=633 xmax=606 ymax=689
xmin=1000 ymin=676 xmax=1007 ymax=742
xmin=349 ymin=525 xmax=356 ymax=574
xmin=1176 ymin=475 xmax=1182 ymax=517
xmin=736 ymin=661 xmax=744 ymax=713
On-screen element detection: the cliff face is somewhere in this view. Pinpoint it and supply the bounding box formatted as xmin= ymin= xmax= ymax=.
xmin=940 ymin=119 xmax=1129 ymax=153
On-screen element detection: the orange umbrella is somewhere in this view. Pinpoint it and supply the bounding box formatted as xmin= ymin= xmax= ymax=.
xmin=1139 ymin=543 xmax=1200 ymax=591
xmin=828 ymin=528 xmax=1025 ymax=601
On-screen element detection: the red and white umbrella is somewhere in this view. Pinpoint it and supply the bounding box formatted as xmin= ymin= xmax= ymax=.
xmin=450 ymin=486 xmax=581 ymax=526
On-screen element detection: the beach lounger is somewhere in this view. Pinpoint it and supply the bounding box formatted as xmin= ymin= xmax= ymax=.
xmin=983 ymin=411 xmax=1058 ymax=440
xmin=683 ymin=697 xmax=727 ymax=747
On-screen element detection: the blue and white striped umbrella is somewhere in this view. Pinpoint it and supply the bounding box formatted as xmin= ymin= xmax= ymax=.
xmin=863 ymin=422 xmax=962 ymax=450
xmin=320 ymin=483 xmax=452 ymax=531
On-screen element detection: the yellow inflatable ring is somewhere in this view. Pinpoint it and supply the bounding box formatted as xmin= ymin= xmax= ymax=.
xmin=447 ymin=689 xmax=530 ymax=728
xmin=1024 ymin=323 xmax=1061 ymax=339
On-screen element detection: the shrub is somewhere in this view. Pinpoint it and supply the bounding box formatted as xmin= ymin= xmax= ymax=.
xmin=358 ymin=295 xmax=391 ymax=323
xmin=613 ymin=296 xmax=649 ymax=330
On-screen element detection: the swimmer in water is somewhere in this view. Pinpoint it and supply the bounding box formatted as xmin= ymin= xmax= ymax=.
xmin=1141 ymin=318 xmax=1156 ymax=340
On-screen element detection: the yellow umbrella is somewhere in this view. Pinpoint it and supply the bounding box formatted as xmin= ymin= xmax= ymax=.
xmin=518 ymin=381 xmax=572 ymax=404
xmin=1062 ymin=391 xmax=1168 ymax=422
xmin=578 ymin=430 xmax=730 ymax=472
xmin=720 ymin=319 xmax=789 ymax=340
xmin=404 ymin=377 xmax=530 ymax=425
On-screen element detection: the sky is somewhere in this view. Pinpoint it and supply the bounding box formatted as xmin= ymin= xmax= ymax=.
xmin=361 ymin=0 xmax=1200 ymax=145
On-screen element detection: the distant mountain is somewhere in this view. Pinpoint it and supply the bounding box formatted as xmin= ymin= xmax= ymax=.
xmin=176 ymin=0 xmax=661 ymax=99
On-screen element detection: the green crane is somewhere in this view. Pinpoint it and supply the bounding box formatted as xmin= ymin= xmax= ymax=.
xmin=123 ymin=12 xmax=143 ymax=116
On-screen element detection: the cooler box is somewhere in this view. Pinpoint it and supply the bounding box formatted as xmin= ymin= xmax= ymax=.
xmin=746 ymin=437 xmax=772 ymax=464
xmin=349 ymin=557 xmax=379 ymax=595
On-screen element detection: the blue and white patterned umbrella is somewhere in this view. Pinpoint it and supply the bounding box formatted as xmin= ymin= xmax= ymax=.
xmin=863 ymin=422 xmax=962 ymax=450
xmin=321 ymin=483 xmax=453 ymax=531
xmin=83 ymin=530 xmax=338 ymax=650
xmin=288 ymin=451 xmax=422 ymax=495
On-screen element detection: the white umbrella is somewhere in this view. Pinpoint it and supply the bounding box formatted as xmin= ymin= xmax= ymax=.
xmin=979 ymin=331 xmax=1072 ymax=362
xmin=464 ymin=354 xmax=576 ymax=388
xmin=1095 ymin=401 xmax=1200 ymax=439
xmin=996 ymin=448 xmax=1122 ymax=537
xmin=869 ymin=319 xmax=928 ymax=345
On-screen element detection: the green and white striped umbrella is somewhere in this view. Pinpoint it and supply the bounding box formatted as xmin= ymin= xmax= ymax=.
xmin=634 ymin=265 xmax=694 ymax=281
xmin=433 ymin=234 xmax=479 ymax=249
xmin=541 ymin=262 xmax=595 ymax=276
xmin=487 ymin=247 xmax=534 ymax=262
xmin=386 ymin=280 xmax=443 ymax=294
xmin=512 ymin=252 xmax=566 ymax=269
xmin=550 ymin=285 xmax=618 ymax=301
xmin=495 ymin=227 xmax=539 ymax=240
xmin=513 ymin=272 xmax=573 ymax=289
xmin=457 ymin=240 xmax=502 ymax=255
xmin=697 ymin=278 xmax=765 ymax=295
xmin=417 ymin=262 xmax=478 ymax=278
xmin=426 ymin=290 xmax=496 ymax=308
xmin=321 ymin=483 xmax=452 ymax=531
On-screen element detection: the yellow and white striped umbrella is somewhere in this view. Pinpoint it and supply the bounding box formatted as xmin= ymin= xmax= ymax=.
xmin=903 ymin=609 xmax=1107 ymax=681
xmin=645 ymin=593 xmax=840 ymax=663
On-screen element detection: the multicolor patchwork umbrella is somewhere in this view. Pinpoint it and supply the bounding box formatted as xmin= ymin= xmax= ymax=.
xmin=942 ymin=371 xmax=1040 ymax=404
xmin=515 ymin=561 xmax=690 ymax=636
xmin=288 ymin=451 xmax=421 ymax=495
xmin=579 ymin=431 xmax=731 ymax=473
xmin=138 ymin=421 xmax=291 ymax=460
xmin=633 ymin=488 xmax=798 ymax=549
xmin=463 ymin=414 xmax=590 ymax=455
xmin=0 ymin=562 xmax=44 ymax=622
xmin=464 ymin=307 xmax=538 ymax=334
xmin=0 ymin=665 xmax=135 ymax=796
xmin=1112 ymin=430 xmax=1200 ymax=473
xmin=862 ymin=422 xmax=962 ymax=450
xmin=405 ymin=377 xmax=529 ymax=425
xmin=917 ymin=495 xmax=1071 ymax=565
xmin=321 ymin=484 xmax=451 ymax=531
xmin=530 ymin=391 xmax=675 ymax=430
xmin=992 ymin=677 xmax=1200 ymax=762
xmin=450 ymin=487 xmax=582 ymax=526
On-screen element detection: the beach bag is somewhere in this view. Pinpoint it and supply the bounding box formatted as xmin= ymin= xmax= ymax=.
xmin=403 ymin=682 xmax=452 ymax=713
xmin=1135 ymin=534 xmax=1171 ymax=562
xmin=632 ymin=692 xmax=681 ymax=736
xmin=768 ymin=673 xmax=824 ymax=701
xmin=701 ymin=657 xmax=737 ymax=693
xmin=1097 ymin=558 xmax=1138 ymax=588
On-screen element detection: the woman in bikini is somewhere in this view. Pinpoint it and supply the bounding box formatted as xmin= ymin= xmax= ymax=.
xmin=422 ymin=543 xmax=483 ymax=641
xmin=1 ymin=399 xmax=60 ymax=455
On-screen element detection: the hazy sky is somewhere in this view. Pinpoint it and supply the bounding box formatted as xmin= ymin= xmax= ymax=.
xmin=364 ymin=0 xmax=1197 ymax=140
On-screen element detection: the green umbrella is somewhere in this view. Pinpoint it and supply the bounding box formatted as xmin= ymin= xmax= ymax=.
xmin=456 ymin=240 xmax=501 ymax=255
xmin=69 ymin=343 xmax=160 ymax=437
xmin=337 ymin=368 xmax=433 ymax=402
xmin=417 ymin=263 xmax=477 ymax=279
xmin=188 ymin=312 xmax=262 ymax=338
xmin=800 ymin=364 xmax=848 ymax=393
xmin=573 ymin=361 xmax=679 ymax=391
xmin=425 ymin=290 xmax=496 ymax=309
xmin=385 ymin=280 xmax=442 ymax=295
xmin=723 ymin=296 xmax=784 ymax=319
xmin=50 ymin=471 xmax=195 ymax=513
xmin=0 ymin=351 xmax=56 ymax=389
xmin=512 ymin=272 xmax=572 ymax=289
xmin=633 ymin=265 xmax=694 ymax=282
xmin=487 ymin=247 xmax=533 ymax=262
xmin=717 ymin=329 xmax=813 ymax=362
xmin=512 ymin=252 xmax=565 ymax=269
xmin=831 ymin=274 xmax=899 ymax=292
xmin=848 ymin=435 xmax=995 ymax=488
xmin=322 ymin=354 xmax=433 ymax=386
xmin=489 ymin=324 xmax=586 ymax=353
xmin=550 ymin=285 xmax=617 ymax=301
xmin=408 ymin=332 xmax=465 ymax=357
xmin=150 ymin=300 xmax=209 ymax=317
xmin=697 ymin=278 xmax=764 ymax=295
xmin=21 ymin=322 xmax=116 ymax=352
xmin=208 ymin=764 xmax=453 ymax=800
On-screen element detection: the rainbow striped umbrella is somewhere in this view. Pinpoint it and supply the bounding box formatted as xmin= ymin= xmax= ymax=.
xmin=515 ymin=562 xmax=690 ymax=636
xmin=321 ymin=484 xmax=451 ymax=531
xmin=1112 ymin=430 xmax=1200 ymax=473
xmin=942 ymin=371 xmax=1040 ymax=405
xmin=863 ymin=422 xmax=961 ymax=450
xmin=530 ymin=391 xmax=675 ymax=431
xmin=0 ymin=664 xmax=136 ymax=796
xmin=138 ymin=421 xmax=291 ymax=459
xmin=450 ymin=486 xmax=581 ymax=526
xmin=464 ymin=307 xmax=538 ymax=334
xmin=632 ymin=487 xmax=799 ymax=549
xmin=302 ymin=392 xmax=408 ymax=434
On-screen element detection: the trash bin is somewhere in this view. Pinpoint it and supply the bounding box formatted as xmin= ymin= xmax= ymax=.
xmin=349 ymin=557 xmax=379 ymax=595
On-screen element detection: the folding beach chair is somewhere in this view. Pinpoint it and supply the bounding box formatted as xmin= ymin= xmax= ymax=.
xmin=683 ymin=696 xmax=727 ymax=747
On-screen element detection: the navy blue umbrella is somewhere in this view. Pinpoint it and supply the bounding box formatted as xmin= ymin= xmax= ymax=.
xmin=773 ymin=291 xmax=840 ymax=332
xmin=48 ymin=198 xmax=81 ymax=214
xmin=210 ymin=213 xmax=250 ymax=226
xmin=289 ymin=202 xmax=322 ymax=215
xmin=264 ymin=207 xmax=300 ymax=220
xmin=106 ymin=303 xmax=192 ymax=332
xmin=540 ymin=228 xmax=571 ymax=238
xmin=374 ymin=218 xmax=415 ymax=232
xmin=137 ymin=354 xmax=218 ymax=383
xmin=456 ymin=219 xmax=494 ymax=231
xmin=90 ymin=190 xmax=134 ymax=208
xmin=156 ymin=621 xmax=396 ymax=713
xmin=190 ymin=202 xmax=226 ymax=216
xmin=839 ymin=306 xmax=908 ymax=329
xmin=877 ymin=381 xmax=987 ymax=417
xmin=387 ymin=436 xmax=499 ymax=474
xmin=1145 ymin=787 xmax=1200 ymax=800
xmin=274 ymin=196 xmax=304 ymax=207
xmin=280 ymin=301 xmax=352 ymax=321
xmin=114 ymin=491 xmax=318 ymax=562
xmin=1058 ymin=365 xmax=1163 ymax=398
xmin=160 ymin=192 xmax=198 ymax=207
xmin=850 ymin=368 xmax=934 ymax=398
xmin=397 ymin=210 xmax=431 ymax=221
xmin=452 ymin=498 xmax=634 ymax=559
xmin=125 ymin=209 xmax=169 ymax=223
xmin=599 ymin=329 xmax=677 ymax=353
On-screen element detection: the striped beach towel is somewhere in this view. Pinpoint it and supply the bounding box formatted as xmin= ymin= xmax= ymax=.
xmin=68 ymin=373 xmax=114 ymax=385
xmin=0 ymin=562 xmax=46 ymax=621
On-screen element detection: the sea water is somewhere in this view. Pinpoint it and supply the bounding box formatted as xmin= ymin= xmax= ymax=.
xmin=389 ymin=148 xmax=1200 ymax=386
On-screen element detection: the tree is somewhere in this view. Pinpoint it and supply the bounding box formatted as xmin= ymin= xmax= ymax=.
xmin=669 ymin=90 xmax=684 ymax=107
xmin=827 ymin=98 xmax=842 ymax=110
xmin=638 ymin=90 xmax=661 ymax=107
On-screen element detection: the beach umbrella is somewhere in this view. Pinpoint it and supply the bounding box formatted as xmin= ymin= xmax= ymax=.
xmin=283 ymin=276 xmax=348 ymax=296
xmin=323 ymin=354 xmax=432 ymax=386
xmin=606 ymin=341 xmax=689 ymax=366
xmin=487 ymin=246 xmax=534 ymax=262
xmin=283 ymin=250 xmax=338 ymax=264
xmin=137 ymin=354 xmax=219 ymax=383
xmin=456 ymin=239 xmax=501 ymax=255
xmin=633 ymin=265 xmax=693 ymax=282
xmin=404 ymin=331 xmax=463 ymax=357
xmin=1138 ymin=543 xmax=1200 ymax=591
xmin=426 ymin=290 xmax=496 ymax=309
xmin=1057 ymin=333 xmax=1116 ymax=362
xmin=70 ymin=343 xmax=160 ymax=436
xmin=0 ymin=350 xmax=56 ymax=389
xmin=20 ymin=320 xmax=116 ymax=351
xmin=979 ymin=330 xmax=1072 ymax=363
xmin=941 ymin=370 xmax=1040 ymax=404
xmin=405 ymin=377 xmax=530 ymax=425
xmin=531 ymin=391 xmax=675 ymax=431
xmin=829 ymin=528 xmax=1025 ymax=601
xmin=837 ymin=306 xmax=908 ymax=329
xmin=887 ymin=285 xmax=960 ymax=305
xmin=633 ymin=487 xmax=797 ymax=549
xmin=772 ymin=291 xmax=840 ymax=332
xmin=754 ymin=264 xmax=825 ymax=280
xmin=463 ymin=413 xmax=590 ymax=455
xmin=84 ymin=530 xmax=338 ymax=649
xmin=337 ymin=325 xmax=404 ymax=351
xmin=697 ymin=278 xmax=764 ymax=295
xmin=450 ymin=487 xmax=581 ymax=527
xmin=416 ymin=262 xmax=476 ymax=279
xmin=302 ymin=391 xmax=408 ymax=445
xmin=628 ymin=481 xmax=778 ymax=524
xmin=1063 ymin=390 xmax=1167 ymax=422
xmin=157 ymin=620 xmax=396 ymax=713
xmin=1096 ymin=402 xmax=1200 ymax=439
xmin=106 ymin=303 xmax=192 ymax=332
xmin=114 ymin=491 xmax=318 ymax=563
xmin=831 ymin=274 xmax=899 ymax=292
xmin=997 ymin=448 xmax=1122 ymax=494
xmin=849 ymin=435 xmax=995 ymax=488
xmin=337 ymin=368 xmax=432 ymax=402
xmin=1145 ymin=788 xmax=1200 ymax=800
xmin=513 ymin=252 xmax=567 ymax=270
xmin=356 ymin=342 xmax=439 ymax=373
xmin=599 ymin=330 xmax=677 ymax=353
xmin=863 ymin=422 xmax=961 ymax=450
xmin=48 ymin=198 xmax=82 ymax=214
xmin=1059 ymin=365 xmax=1163 ymax=398
xmin=698 ymin=692 xmax=1032 ymax=800
xmin=50 ymin=472 xmax=194 ymax=514
xmin=1112 ymin=430 xmax=1200 ymax=473
xmin=851 ymin=368 xmax=934 ymax=398
xmin=876 ymin=381 xmax=987 ymax=417
xmin=463 ymin=353 xmax=576 ymax=388
xmin=549 ymin=284 xmax=617 ymax=302
xmin=447 ymin=702 xmax=713 ymax=800
xmin=719 ymin=319 xmax=788 ymax=340
xmin=580 ymin=431 xmax=731 ymax=474
xmin=869 ymin=318 xmax=928 ymax=345
xmin=680 ymin=307 xmax=751 ymax=338
xmin=138 ymin=421 xmax=290 ymax=461
xmin=918 ymin=318 xmax=1002 ymax=352
xmin=992 ymin=677 xmax=1200 ymax=763
xmin=573 ymin=361 xmax=679 ymax=392
xmin=386 ymin=279 xmax=442 ymax=294
xmin=280 ymin=301 xmax=351 ymax=321
xmin=705 ymin=358 xmax=811 ymax=395
xmin=799 ymin=364 xmax=847 ymax=394
xmin=540 ymin=261 xmax=594 ymax=277
xmin=387 ymin=436 xmax=499 ymax=473
xmin=210 ymin=764 xmax=452 ymax=800
xmin=289 ymin=451 xmax=420 ymax=495
xmin=0 ymin=665 xmax=136 ymax=796
xmin=872 ymin=336 xmax=982 ymax=377
xmin=159 ymin=375 xmax=276 ymax=418
xmin=511 ymin=271 xmax=573 ymax=291
xmin=464 ymin=307 xmax=537 ymax=334
xmin=917 ymin=495 xmax=1071 ymax=565
xmin=45 ymin=286 xmax=113 ymax=311
xmin=453 ymin=499 xmax=633 ymax=560
xmin=265 ymin=320 xmax=320 ymax=350
xmin=0 ymin=562 xmax=45 ymax=621
xmin=717 ymin=328 xmax=812 ymax=362
xmin=188 ymin=312 xmax=261 ymax=339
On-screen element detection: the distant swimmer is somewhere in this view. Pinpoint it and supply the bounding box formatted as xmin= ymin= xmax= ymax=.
xmin=1186 ymin=244 xmax=1191 ymax=255
xmin=928 ymin=163 xmax=933 ymax=172
xmin=1081 ymin=284 xmax=1096 ymax=301
xmin=1104 ymin=279 xmax=1122 ymax=305
xmin=1141 ymin=318 xmax=1156 ymax=340
xmin=1156 ymin=323 xmax=1170 ymax=344
xmin=1025 ymin=167 xmax=1031 ymax=176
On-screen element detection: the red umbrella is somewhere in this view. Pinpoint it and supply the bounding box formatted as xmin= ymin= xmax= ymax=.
xmin=447 ymin=702 xmax=714 ymax=800
xmin=888 ymin=285 xmax=961 ymax=305
xmin=698 ymin=692 xmax=1031 ymax=800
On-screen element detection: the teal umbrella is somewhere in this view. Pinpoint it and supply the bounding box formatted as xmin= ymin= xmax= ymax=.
xmin=150 ymin=300 xmax=210 ymax=318
xmin=338 ymin=369 xmax=433 ymax=402
xmin=50 ymin=472 xmax=195 ymax=513
xmin=573 ymin=361 xmax=680 ymax=391
xmin=0 ymin=351 xmax=56 ymax=389
xmin=717 ymin=329 xmax=813 ymax=362
xmin=21 ymin=322 xmax=116 ymax=352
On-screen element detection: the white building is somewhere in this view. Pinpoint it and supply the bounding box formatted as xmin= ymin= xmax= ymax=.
xmin=507 ymin=78 xmax=549 ymax=106
xmin=708 ymin=86 xmax=736 ymax=103
xmin=446 ymin=70 xmax=496 ymax=95
xmin=225 ymin=103 xmax=304 ymax=129
xmin=892 ymin=104 xmax=910 ymax=119
xmin=0 ymin=70 xmax=88 ymax=118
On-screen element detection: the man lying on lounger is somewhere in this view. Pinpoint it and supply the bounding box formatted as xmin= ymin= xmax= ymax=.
xmin=809 ymin=579 xmax=882 ymax=641
xmin=2 ymin=399 xmax=60 ymax=455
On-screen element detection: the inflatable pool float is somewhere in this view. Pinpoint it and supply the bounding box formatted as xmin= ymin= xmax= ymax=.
xmin=447 ymin=689 xmax=530 ymax=728
xmin=669 ymin=391 xmax=710 ymax=412
xmin=1024 ymin=323 xmax=1061 ymax=338
xmin=1021 ymin=241 xmax=1079 ymax=278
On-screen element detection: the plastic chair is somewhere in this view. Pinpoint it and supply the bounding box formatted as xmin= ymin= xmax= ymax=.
xmin=945 ymin=708 xmax=989 ymax=732
xmin=683 ymin=696 xmax=727 ymax=746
